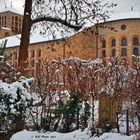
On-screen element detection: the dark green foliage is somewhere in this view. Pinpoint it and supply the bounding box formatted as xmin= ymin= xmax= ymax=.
xmin=0 ymin=40 xmax=7 ymax=63
xmin=54 ymin=92 xmax=80 ymax=132
xmin=0 ymin=87 xmax=33 ymax=132
xmin=102 ymin=119 xmax=112 ymax=132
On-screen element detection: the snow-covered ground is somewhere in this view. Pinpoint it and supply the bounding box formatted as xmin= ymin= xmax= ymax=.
xmin=10 ymin=129 xmax=136 ymax=140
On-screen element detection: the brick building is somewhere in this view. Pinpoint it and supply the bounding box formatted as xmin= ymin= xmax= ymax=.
xmin=0 ymin=6 xmax=23 ymax=38
xmin=0 ymin=7 xmax=140 ymax=75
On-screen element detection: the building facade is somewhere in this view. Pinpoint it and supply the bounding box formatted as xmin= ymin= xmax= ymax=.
xmin=0 ymin=8 xmax=140 ymax=76
xmin=0 ymin=7 xmax=23 ymax=39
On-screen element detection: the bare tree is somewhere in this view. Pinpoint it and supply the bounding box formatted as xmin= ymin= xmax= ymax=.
xmin=18 ymin=0 xmax=116 ymax=68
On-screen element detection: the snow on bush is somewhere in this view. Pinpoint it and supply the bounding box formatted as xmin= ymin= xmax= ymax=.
xmin=0 ymin=76 xmax=35 ymax=131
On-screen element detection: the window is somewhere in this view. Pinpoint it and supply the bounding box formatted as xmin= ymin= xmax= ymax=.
xmin=102 ymin=50 xmax=106 ymax=57
xmin=121 ymin=37 xmax=127 ymax=46
xmin=15 ymin=16 xmax=18 ymax=21
xmin=112 ymin=49 xmax=116 ymax=57
xmin=37 ymin=59 xmax=41 ymax=67
xmin=31 ymin=50 xmax=35 ymax=58
xmin=133 ymin=47 xmax=139 ymax=56
xmin=15 ymin=22 xmax=18 ymax=26
xmin=121 ymin=48 xmax=127 ymax=56
xmin=37 ymin=49 xmax=41 ymax=57
xmin=111 ymin=39 xmax=116 ymax=47
xmin=15 ymin=27 xmax=18 ymax=33
xmin=31 ymin=60 xmax=35 ymax=67
xmin=121 ymin=24 xmax=126 ymax=30
xmin=133 ymin=37 xmax=139 ymax=46
xmin=102 ymin=40 xmax=106 ymax=48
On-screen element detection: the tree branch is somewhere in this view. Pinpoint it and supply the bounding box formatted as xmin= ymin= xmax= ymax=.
xmin=32 ymin=16 xmax=82 ymax=31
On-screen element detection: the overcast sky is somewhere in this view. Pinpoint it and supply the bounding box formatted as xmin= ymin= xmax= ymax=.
xmin=0 ymin=0 xmax=24 ymax=13
xmin=0 ymin=0 xmax=139 ymax=15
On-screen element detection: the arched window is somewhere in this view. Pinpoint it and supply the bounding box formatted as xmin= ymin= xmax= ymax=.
xmin=15 ymin=16 xmax=18 ymax=21
xmin=111 ymin=39 xmax=116 ymax=47
xmin=102 ymin=50 xmax=106 ymax=57
xmin=133 ymin=37 xmax=139 ymax=46
xmin=121 ymin=48 xmax=127 ymax=56
xmin=37 ymin=49 xmax=41 ymax=57
xmin=31 ymin=50 xmax=35 ymax=58
xmin=112 ymin=49 xmax=116 ymax=57
xmin=102 ymin=40 xmax=106 ymax=48
xmin=121 ymin=37 xmax=127 ymax=46
xmin=37 ymin=59 xmax=41 ymax=67
xmin=133 ymin=47 xmax=139 ymax=56
xmin=31 ymin=60 xmax=35 ymax=67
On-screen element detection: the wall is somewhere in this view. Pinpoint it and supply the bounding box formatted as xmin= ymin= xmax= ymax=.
xmin=4 ymin=18 xmax=140 ymax=76
xmin=0 ymin=11 xmax=23 ymax=39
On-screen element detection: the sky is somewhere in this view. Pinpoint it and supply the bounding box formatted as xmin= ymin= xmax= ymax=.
xmin=0 ymin=0 xmax=139 ymax=15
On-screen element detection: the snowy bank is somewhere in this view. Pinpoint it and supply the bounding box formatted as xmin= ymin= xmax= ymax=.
xmin=10 ymin=129 xmax=136 ymax=140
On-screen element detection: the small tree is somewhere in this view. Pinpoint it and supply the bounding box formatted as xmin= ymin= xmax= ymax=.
xmin=54 ymin=92 xmax=80 ymax=132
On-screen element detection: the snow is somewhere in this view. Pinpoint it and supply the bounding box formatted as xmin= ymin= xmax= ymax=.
xmin=0 ymin=32 xmax=55 ymax=48
xmin=0 ymin=7 xmax=23 ymax=15
xmin=10 ymin=129 xmax=136 ymax=140
xmin=0 ymin=77 xmax=34 ymax=115
xmin=109 ymin=11 xmax=140 ymax=21
xmin=1 ymin=27 xmax=11 ymax=31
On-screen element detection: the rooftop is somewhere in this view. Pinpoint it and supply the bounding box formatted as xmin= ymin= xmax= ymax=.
xmin=109 ymin=11 xmax=140 ymax=22
xmin=0 ymin=7 xmax=23 ymax=15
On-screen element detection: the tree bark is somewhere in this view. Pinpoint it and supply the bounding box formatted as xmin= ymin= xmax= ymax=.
xmin=18 ymin=0 xmax=32 ymax=69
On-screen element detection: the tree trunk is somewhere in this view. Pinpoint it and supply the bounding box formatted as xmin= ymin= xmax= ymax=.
xmin=18 ymin=0 xmax=32 ymax=70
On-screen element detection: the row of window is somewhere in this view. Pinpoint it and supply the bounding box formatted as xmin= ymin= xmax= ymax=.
xmin=102 ymin=37 xmax=139 ymax=48
xmin=0 ymin=16 xmax=6 ymax=20
xmin=12 ymin=16 xmax=22 ymax=22
xmin=0 ymin=16 xmax=22 ymax=23
xmin=31 ymin=49 xmax=41 ymax=58
xmin=0 ymin=21 xmax=6 ymax=27
xmin=102 ymin=47 xmax=139 ymax=57
xmin=0 ymin=16 xmax=22 ymax=32
xmin=12 ymin=16 xmax=22 ymax=33
xmin=0 ymin=16 xmax=6 ymax=27
xmin=6 ymin=49 xmax=41 ymax=61
xmin=30 ymin=59 xmax=41 ymax=68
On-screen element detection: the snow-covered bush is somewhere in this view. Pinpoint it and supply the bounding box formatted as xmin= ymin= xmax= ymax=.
xmin=0 ymin=77 xmax=35 ymax=132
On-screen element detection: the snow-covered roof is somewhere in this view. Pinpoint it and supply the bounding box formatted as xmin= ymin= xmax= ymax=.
xmin=0 ymin=7 xmax=22 ymax=15
xmin=0 ymin=32 xmax=63 ymax=48
xmin=0 ymin=10 xmax=140 ymax=48
xmin=109 ymin=11 xmax=140 ymax=22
